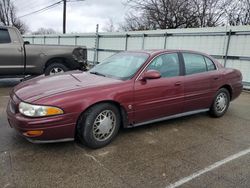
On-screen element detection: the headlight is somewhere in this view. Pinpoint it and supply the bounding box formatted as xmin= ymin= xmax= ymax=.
xmin=19 ymin=102 xmax=63 ymax=117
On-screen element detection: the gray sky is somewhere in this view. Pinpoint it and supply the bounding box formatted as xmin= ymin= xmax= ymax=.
xmin=13 ymin=0 xmax=128 ymax=33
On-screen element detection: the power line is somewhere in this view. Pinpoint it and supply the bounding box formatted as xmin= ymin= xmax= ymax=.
xmin=67 ymin=0 xmax=85 ymax=2
xmin=18 ymin=1 xmax=63 ymax=19
xmin=15 ymin=1 xmax=42 ymax=9
xmin=15 ymin=0 xmax=83 ymax=17
xmin=15 ymin=0 xmax=60 ymax=15
xmin=16 ymin=0 xmax=85 ymax=33
xmin=17 ymin=2 xmax=52 ymax=13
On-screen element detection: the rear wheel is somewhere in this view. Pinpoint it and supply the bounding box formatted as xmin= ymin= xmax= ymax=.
xmin=77 ymin=103 xmax=121 ymax=149
xmin=209 ymin=88 xmax=230 ymax=117
xmin=44 ymin=62 xmax=68 ymax=76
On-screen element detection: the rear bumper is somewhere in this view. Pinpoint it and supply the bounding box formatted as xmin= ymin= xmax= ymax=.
xmin=7 ymin=98 xmax=79 ymax=143
xmin=232 ymin=83 xmax=243 ymax=100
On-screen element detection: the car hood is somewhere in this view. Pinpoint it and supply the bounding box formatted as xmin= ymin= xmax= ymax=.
xmin=13 ymin=71 xmax=121 ymax=103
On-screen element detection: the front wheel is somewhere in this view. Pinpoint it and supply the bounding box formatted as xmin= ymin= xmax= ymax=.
xmin=77 ymin=103 xmax=121 ymax=149
xmin=209 ymin=88 xmax=230 ymax=117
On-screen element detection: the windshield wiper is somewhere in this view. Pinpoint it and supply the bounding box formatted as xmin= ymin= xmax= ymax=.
xmin=89 ymin=71 xmax=106 ymax=77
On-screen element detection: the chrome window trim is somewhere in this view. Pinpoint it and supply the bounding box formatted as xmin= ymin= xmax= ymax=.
xmin=135 ymin=52 xmax=180 ymax=81
xmin=135 ymin=51 xmax=219 ymax=81
xmin=204 ymin=56 xmax=218 ymax=71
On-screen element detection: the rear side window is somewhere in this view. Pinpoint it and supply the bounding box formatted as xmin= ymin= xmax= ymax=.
xmin=183 ymin=53 xmax=207 ymax=75
xmin=147 ymin=53 xmax=180 ymax=78
xmin=0 ymin=29 xmax=11 ymax=43
xmin=204 ymin=57 xmax=216 ymax=71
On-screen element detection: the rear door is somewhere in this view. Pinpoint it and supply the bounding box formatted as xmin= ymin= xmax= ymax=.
xmin=181 ymin=52 xmax=219 ymax=112
xmin=133 ymin=53 xmax=184 ymax=124
xmin=0 ymin=28 xmax=24 ymax=75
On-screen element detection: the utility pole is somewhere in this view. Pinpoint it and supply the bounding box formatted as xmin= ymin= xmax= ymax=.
xmin=62 ymin=0 xmax=85 ymax=34
xmin=63 ymin=0 xmax=66 ymax=34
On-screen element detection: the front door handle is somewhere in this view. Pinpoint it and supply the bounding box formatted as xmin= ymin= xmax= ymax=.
xmin=18 ymin=47 xmax=23 ymax=52
xmin=175 ymin=81 xmax=182 ymax=86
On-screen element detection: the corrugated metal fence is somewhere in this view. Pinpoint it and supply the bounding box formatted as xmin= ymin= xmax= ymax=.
xmin=23 ymin=26 xmax=250 ymax=87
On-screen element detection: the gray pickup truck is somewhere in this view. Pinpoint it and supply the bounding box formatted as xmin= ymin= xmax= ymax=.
xmin=0 ymin=26 xmax=87 ymax=77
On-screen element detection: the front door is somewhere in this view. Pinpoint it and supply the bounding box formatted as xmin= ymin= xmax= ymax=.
xmin=133 ymin=53 xmax=184 ymax=124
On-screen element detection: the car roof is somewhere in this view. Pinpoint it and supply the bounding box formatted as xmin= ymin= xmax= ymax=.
xmin=126 ymin=49 xmax=211 ymax=57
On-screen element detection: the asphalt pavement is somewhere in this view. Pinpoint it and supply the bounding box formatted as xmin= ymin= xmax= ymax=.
xmin=0 ymin=78 xmax=249 ymax=188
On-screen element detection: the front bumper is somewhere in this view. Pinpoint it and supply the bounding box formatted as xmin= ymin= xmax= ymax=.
xmin=6 ymin=95 xmax=78 ymax=143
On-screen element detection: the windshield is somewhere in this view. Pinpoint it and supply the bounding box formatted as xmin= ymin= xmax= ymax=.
xmin=89 ymin=52 xmax=149 ymax=80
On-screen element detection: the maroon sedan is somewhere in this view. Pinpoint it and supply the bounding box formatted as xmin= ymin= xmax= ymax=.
xmin=7 ymin=50 xmax=242 ymax=148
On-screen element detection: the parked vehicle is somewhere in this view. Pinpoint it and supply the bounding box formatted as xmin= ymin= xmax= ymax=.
xmin=7 ymin=50 xmax=242 ymax=148
xmin=0 ymin=26 xmax=87 ymax=77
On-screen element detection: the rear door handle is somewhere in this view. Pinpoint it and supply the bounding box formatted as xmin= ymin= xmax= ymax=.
xmin=213 ymin=77 xmax=219 ymax=80
xmin=175 ymin=81 xmax=182 ymax=86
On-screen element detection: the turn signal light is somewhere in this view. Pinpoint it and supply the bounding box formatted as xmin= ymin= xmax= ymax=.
xmin=23 ymin=130 xmax=44 ymax=137
xmin=46 ymin=107 xmax=63 ymax=116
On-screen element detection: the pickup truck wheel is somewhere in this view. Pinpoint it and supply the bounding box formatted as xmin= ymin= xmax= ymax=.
xmin=77 ymin=103 xmax=121 ymax=149
xmin=44 ymin=63 xmax=68 ymax=76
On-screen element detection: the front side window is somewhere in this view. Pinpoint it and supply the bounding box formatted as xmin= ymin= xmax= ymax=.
xmin=183 ymin=53 xmax=207 ymax=75
xmin=147 ymin=53 xmax=180 ymax=78
xmin=0 ymin=29 xmax=11 ymax=44
xmin=89 ymin=52 xmax=149 ymax=80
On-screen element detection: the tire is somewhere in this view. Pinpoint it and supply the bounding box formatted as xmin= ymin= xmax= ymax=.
xmin=44 ymin=62 xmax=69 ymax=76
xmin=209 ymin=88 xmax=230 ymax=118
xmin=77 ymin=103 xmax=121 ymax=149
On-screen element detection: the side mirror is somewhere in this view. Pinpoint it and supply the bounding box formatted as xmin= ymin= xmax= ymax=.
xmin=24 ymin=41 xmax=30 ymax=45
xmin=140 ymin=70 xmax=161 ymax=80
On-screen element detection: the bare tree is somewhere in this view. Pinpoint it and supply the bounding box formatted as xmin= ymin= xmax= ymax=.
xmin=32 ymin=28 xmax=57 ymax=35
xmin=120 ymin=0 xmax=248 ymax=31
xmin=190 ymin=0 xmax=233 ymax=27
xmin=102 ymin=18 xmax=116 ymax=32
xmin=0 ymin=0 xmax=28 ymax=34
xmin=226 ymin=0 xmax=250 ymax=25
xmin=120 ymin=0 xmax=199 ymax=31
